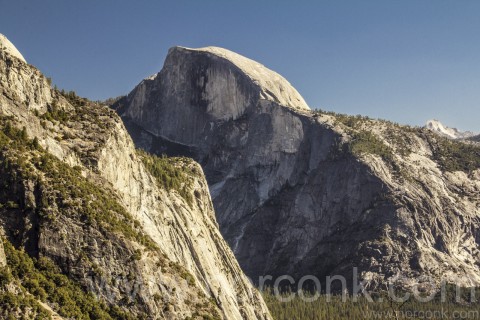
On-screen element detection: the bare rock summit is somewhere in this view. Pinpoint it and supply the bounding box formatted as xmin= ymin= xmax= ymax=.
xmin=0 ymin=33 xmax=26 ymax=63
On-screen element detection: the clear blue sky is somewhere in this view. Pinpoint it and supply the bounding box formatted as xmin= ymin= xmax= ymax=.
xmin=1 ymin=1 xmax=479 ymax=131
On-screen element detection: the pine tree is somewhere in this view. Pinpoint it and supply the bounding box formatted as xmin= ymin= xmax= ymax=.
xmin=19 ymin=127 xmax=27 ymax=141
xmin=32 ymin=137 xmax=40 ymax=149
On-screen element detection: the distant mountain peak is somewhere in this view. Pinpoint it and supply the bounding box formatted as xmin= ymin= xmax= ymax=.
xmin=425 ymin=119 xmax=476 ymax=139
xmin=0 ymin=33 xmax=26 ymax=63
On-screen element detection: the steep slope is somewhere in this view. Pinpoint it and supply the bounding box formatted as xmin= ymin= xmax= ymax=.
xmin=0 ymin=36 xmax=270 ymax=319
xmin=116 ymin=46 xmax=480 ymax=289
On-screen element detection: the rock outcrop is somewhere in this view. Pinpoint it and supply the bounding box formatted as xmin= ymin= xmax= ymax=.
xmin=0 ymin=36 xmax=270 ymax=319
xmin=116 ymin=46 xmax=480 ymax=289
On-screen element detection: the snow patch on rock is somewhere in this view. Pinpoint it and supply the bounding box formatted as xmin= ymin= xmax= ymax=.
xmin=426 ymin=119 xmax=477 ymax=139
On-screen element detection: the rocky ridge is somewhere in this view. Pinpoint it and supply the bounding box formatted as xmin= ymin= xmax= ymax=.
xmin=0 ymin=36 xmax=270 ymax=319
xmin=116 ymin=46 xmax=480 ymax=290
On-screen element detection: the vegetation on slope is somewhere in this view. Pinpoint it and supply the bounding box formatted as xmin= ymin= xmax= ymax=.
xmin=315 ymin=110 xmax=408 ymax=163
xmin=0 ymin=116 xmax=151 ymax=318
xmin=0 ymin=116 xmax=156 ymax=251
xmin=348 ymin=130 xmax=394 ymax=162
xmin=0 ymin=291 xmax=51 ymax=320
xmin=36 ymin=89 xmax=120 ymax=170
xmin=314 ymin=109 xmax=480 ymax=173
xmin=1 ymin=239 xmax=134 ymax=320
xmin=39 ymin=90 xmax=93 ymax=124
xmin=137 ymin=149 xmax=195 ymax=206
xmin=426 ymin=134 xmax=480 ymax=172
xmin=0 ymin=258 xmax=52 ymax=320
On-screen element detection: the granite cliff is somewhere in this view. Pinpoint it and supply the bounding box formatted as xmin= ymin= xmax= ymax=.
xmin=115 ymin=46 xmax=480 ymax=289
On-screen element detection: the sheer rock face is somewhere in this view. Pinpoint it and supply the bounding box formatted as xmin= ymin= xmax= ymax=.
xmin=0 ymin=37 xmax=270 ymax=319
xmin=116 ymin=46 xmax=480 ymax=289
xmin=119 ymin=46 xmax=308 ymax=145
xmin=0 ymin=36 xmax=52 ymax=113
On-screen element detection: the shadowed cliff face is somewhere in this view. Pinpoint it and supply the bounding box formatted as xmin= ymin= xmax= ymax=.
xmin=116 ymin=46 xmax=480 ymax=289
xmin=119 ymin=95 xmax=396 ymax=284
